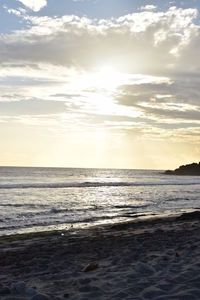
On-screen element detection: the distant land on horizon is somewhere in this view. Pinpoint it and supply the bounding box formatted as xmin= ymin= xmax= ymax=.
xmin=165 ymin=162 xmax=200 ymax=176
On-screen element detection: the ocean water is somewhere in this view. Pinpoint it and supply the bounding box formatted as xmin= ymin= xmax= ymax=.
xmin=0 ymin=167 xmax=200 ymax=236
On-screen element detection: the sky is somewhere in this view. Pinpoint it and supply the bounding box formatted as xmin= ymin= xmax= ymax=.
xmin=0 ymin=0 xmax=200 ymax=169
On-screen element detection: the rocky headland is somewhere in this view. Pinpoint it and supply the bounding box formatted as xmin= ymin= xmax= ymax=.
xmin=165 ymin=162 xmax=200 ymax=175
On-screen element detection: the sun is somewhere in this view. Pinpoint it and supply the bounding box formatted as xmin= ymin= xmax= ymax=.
xmin=99 ymin=65 xmax=115 ymax=74
xmin=92 ymin=65 xmax=127 ymax=91
xmin=69 ymin=65 xmax=131 ymax=94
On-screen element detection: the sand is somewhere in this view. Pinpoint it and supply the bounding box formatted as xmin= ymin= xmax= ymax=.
xmin=1 ymin=211 xmax=200 ymax=300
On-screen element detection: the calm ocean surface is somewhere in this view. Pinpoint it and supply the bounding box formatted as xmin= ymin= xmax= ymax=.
xmin=0 ymin=167 xmax=200 ymax=236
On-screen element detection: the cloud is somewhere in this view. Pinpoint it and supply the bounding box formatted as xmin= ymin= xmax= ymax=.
xmin=117 ymin=75 xmax=200 ymax=124
xmin=0 ymin=99 xmax=66 ymax=115
xmin=7 ymin=8 xmax=22 ymax=16
xmin=0 ymin=7 xmax=199 ymax=86
xmin=0 ymin=7 xmax=198 ymax=73
xmin=118 ymin=75 xmax=200 ymax=106
xmin=3 ymin=5 xmax=27 ymax=16
xmin=0 ymin=7 xmax=200 ymax=143
xmin=17 ymin=0 xmax=47 ymax=12
xmin=140 ymin=5 xmax=157 ymax=11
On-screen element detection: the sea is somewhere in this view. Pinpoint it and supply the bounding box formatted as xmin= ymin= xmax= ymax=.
xmin=0 ymin=167 xmax=200 ymax=236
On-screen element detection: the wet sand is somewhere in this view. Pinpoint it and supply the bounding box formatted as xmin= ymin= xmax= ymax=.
xmin=1 ymin=211 xmax=200 ymax=299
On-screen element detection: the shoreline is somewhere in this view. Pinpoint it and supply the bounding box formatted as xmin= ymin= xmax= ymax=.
xmin=1 ymin=210 xmax=200 ymax=299
xmin=0 ymin=208 xmax=198 ymax=239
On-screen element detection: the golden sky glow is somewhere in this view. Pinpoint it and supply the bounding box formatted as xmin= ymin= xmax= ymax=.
xmin=0 ymin=2 xmax=200 ymax=169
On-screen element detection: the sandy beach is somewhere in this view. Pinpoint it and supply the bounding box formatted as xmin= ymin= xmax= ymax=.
xmin=1 ymin=211 xmax=200 ymax=300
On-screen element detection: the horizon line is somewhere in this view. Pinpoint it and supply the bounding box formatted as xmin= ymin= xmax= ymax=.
xmin=0 ymin=165 xmax=166 ymax=171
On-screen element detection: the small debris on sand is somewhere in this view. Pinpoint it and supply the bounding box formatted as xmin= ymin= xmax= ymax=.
xmin=83 ymin=262 xmax=99 ymax=272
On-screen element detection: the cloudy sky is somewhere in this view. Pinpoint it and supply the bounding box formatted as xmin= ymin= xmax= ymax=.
xmin=0 ymin=0 xmax=200 ymax=169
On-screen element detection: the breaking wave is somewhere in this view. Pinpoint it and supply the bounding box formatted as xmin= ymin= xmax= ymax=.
xmin=0 ymin=180 xmax=200 ymax=190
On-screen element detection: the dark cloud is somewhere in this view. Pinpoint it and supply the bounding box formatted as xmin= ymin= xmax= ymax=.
xmin=117 ymin=76 xmax=200 ymax=123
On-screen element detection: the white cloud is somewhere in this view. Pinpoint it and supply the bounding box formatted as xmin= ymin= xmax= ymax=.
xmin=7 ymin=8 xmax=21 ymax=16
xmin=1 ymin=7 xmax=198 ymax=75
xmin=17 ymin=0 xmax=47 ymax=12
xmin=140 ymin=5 xmax=157 ymax=11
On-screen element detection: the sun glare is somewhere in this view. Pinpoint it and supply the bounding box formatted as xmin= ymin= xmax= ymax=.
xmin=90 ymin=65 xmax=128 ymax=91
xmin=70 ymin=65 xmax=131 ymax=93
